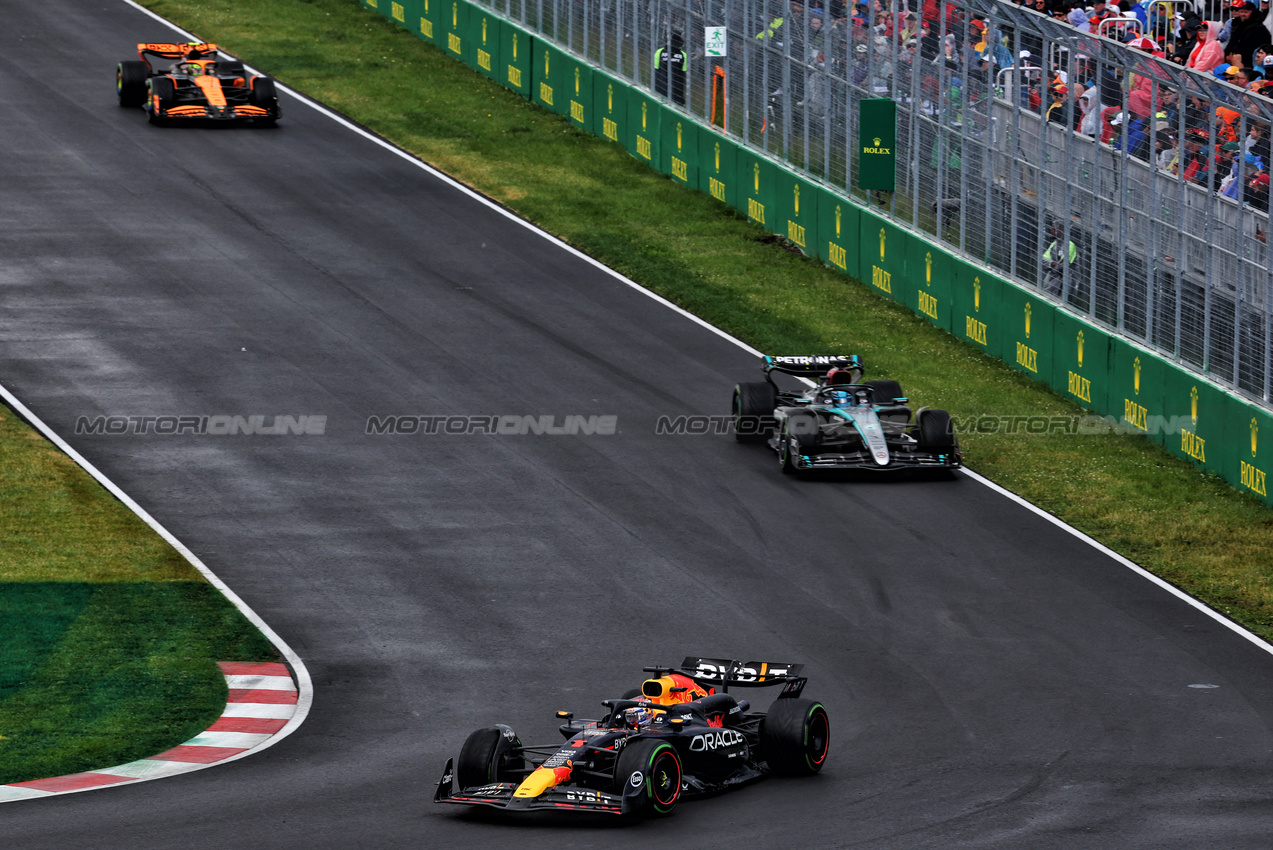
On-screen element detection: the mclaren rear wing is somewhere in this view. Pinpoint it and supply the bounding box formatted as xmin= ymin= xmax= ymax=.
xmin=137 ymin=42 xmax=219 ymax=67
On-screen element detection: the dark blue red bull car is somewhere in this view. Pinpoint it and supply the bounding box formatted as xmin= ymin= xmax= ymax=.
xmin=434 ymin=657 xmax=829 ymax=817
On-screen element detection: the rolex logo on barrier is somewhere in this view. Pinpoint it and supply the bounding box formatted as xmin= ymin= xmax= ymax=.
xmin=642 ymin=102 xmax=648 ymax=130
xmin=879 ymin=228 xmax=886 ymax=260
xmin=1134 ymin=357 xmax=1141 ymax=395
xmin=574 ymin=67 xmax=581 ymax=95
xmin=1024 ymin=303 xmax=1032 ymax=338
xmin=1254 ymin=418 xmax=1260 ymax=458
xmin=754 ymin=162 xmax=760 ymax=193
xmin=794 ymin=184 xmax=800 ymax=216
xmin=974 ymin=278 xmax=981 ymax=312
xmin=835 ymin=205 xmax=841 ymax=237
xmin=925 ymin=252 xmax=932 ymax=285
xmin=715 ymin=142 xmax=721 ymax=172
xmin=1182 ymin=385 xmax=1205 ymax=462
xmin=1077 ymin=330 xmax=1085 ymax=368
xmin=677 ymin=123 xmax=683 ymax=151
xmin=452 ymin=1 xmax=457 ymax=26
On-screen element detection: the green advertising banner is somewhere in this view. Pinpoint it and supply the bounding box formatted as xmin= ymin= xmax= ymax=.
xmin=660 ymin=109 xmax=698 ymax=189
xmin=624 ymin=90 xmax=660 ymax=166
xmin=1051 ymin=309 xmax=1111 ymax=414
xmin=998 ymin=282 xmax=1054 ymax=383
xmin=564 ymin=57 xmax=592 ymax=131
xmin=499 ymin=22 xmax=531 ymax=97
xmin=903 ymin=237 xmax=954 ymax=333
xmin=777 ymin=172 xmax=818 ymax=257
xmin=698 ymin=130 xmax=737 ymax=209
xmin=735 ymin=147 xmax=778 ymax=231
xmin=466 ymin=7 xmax=502 ymax=80
xmin=951 ymin=261 xmax=1003 ymax=356
xmin=387 ymin=0 xmax=410 ymax=26
xmin=858 ymin=99 xmax=897 ymax=192
xmin=532 ymin=40 xmax=567 ymax=114
xmin=858 ymin=210 xmax=908 ymax=305
xmin=592 ymin=72 xmax=625 ymax=144
xmin=1157 ymin=364 xmax=1231 ymax=475
xmin=1109 ymin=338 xmax=1166 ymax=439
xmin=415 ymin=0 xmax=439 ymax=43
xmin=1238 ymin=401 xmax=1273 ymax=504
xmin=441 ymin=0 xmax=469 ymax=62
xmin=817 ymin=190 xmax=862 ymax=279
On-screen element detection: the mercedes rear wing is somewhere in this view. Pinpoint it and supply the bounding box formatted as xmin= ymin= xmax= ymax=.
xmin=763 ymin=355 xmax=862 ymax=382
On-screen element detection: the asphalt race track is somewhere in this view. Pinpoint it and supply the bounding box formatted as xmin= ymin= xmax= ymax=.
xmin=4 ymin=2 xmax=1273 ymax=847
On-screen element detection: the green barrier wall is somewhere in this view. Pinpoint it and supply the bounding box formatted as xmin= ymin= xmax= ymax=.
xmin=998 ymin=283 xmax=1053 ymax=384
xmin=532 ymin=40 xmax=567 ymax=115
xmin=564 ymin=56 xmax=592 ymax=131
xmin=778 ymin=174 xmax=818 ymax=258
xmin=625 ymin=90 xmax=660 ymax=167
xmin=735 ymin=147 xmax=777 ymax=230
xmin=699 ymin=130 xmax=737 ymax=209
xmin=951 ymin=260 xmax=1002 ymax=358
xmin=817 ymin=190 xmax=861 ymax=279
xmin=376 ymin=0 xmax=1273 ymax=507
xmin=500 ymin=21 xmax=531 ymax=97
xmin=593 ymin=72 xmax=625 ymax=145
xmin=904 ymin=238 xmax=954 ymax=333
xmin=416 ymin=0 xmax=438 ymax=43
xmin=1051 ymin=308 xmax=1111 ymax=413
xmin=440 ymin=0 xmax=468 ymax=62
xmin=661 ymin=109 xmax=698 ymax=190
xmin=467 ymin=6 xmax=501 ymax=80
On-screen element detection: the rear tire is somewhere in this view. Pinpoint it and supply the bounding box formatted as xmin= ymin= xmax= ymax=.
xmin=117 ymin=61 xmax=149 ymax=108
xmin=918 ymin=409 xmax=957 ymax=452
xmin=456 ymin=725 xmax=522 ymax=788
xmin=615 ymin=739 xmax=682 ymax=816
xmin=863 ymin=379 xmax=904 ymax=404
xmin=733 ymin=382 xmax=776 ymax=443
xmin=761 ymin=698 xmax=830 ymax=776
xmin=147 ymin=77 xmax=175 ymax=125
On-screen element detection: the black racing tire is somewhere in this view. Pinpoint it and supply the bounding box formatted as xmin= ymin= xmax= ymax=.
xmin=218 ymin=59 xmax=246 ymax=77
xmin=918 ymin=409 xmax=957 ymax=452
xmin=778 ymin=412 xmax=819 ymax=474
xmin=456 ymin=725 xmax=522 ymax=788
xmin=147 ymin=77 xmax=175 ymax=125
xmin=863 ymin=379 xmax=904 ymax=404
xmin=760 ymin=698 xmax=830 ymax=776
xmin=621 ymin=687 xmax=642 ymax=700
xmin=117 ymin=61 xmax=149 ymax=108
xmin=733 ymin=381 xmax=777 ymax=443
xmin=615 ymin=738 xmax=682 ymax=816
xmin=249 ymin=75 xmax=280 ymax=124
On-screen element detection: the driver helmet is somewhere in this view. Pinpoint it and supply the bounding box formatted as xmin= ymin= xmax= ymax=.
xmin=829 ymin=389 xmax=852 ymax=406
xmin=624 ymin=706 xmax=652 ymax=729
xmin=184 ymin=62 xmax=204 ymax=76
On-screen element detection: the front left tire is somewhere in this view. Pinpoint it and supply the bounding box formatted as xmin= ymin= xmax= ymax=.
xmin=616 ymin=738 xmax=682 ymax=816
xmin=117 ymin=61 xmax=148 ymax=108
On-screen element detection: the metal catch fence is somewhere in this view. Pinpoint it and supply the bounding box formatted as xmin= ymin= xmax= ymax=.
xmin=474 ymin=0 xmax=1273 ymax=406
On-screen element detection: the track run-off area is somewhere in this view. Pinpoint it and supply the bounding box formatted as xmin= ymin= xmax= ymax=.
xmin=3 ymin=0 xmax=1273 ymax=846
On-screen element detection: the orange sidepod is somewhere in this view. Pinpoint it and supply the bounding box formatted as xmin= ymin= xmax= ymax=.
xmin=512 ymin=763 xmax=572 ymax=798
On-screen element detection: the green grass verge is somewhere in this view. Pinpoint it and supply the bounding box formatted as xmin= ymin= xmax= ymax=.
xmin=0 ymin=409 xmax=275 ymax=784
xmin=130 ymin=0 xmax=1273 ymax=647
